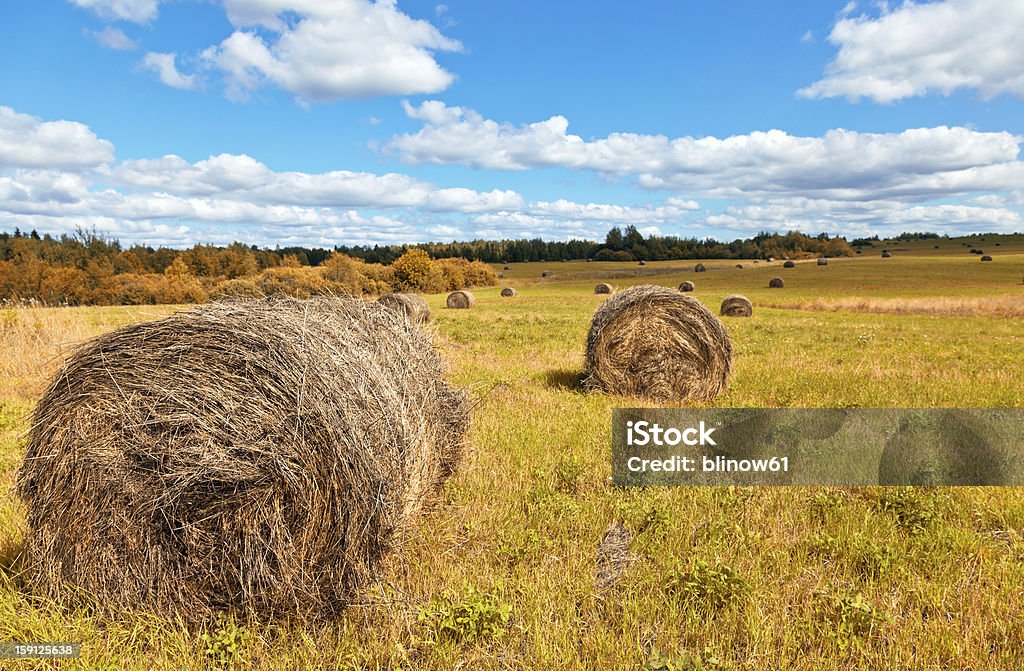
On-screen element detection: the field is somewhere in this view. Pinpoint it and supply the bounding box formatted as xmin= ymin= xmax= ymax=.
xmin=2 ymin=235 xmax=1024 ymax=669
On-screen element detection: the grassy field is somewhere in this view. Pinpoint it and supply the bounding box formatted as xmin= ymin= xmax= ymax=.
xmin=2 ymin=235 xmax=1024 ymax=669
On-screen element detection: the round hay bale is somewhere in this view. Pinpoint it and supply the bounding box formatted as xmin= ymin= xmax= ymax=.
xmin=500 ymin=287 xmax=517 ymax=297
xmin=934 ymin=245 xmax=940 ymax=249
xmin=856 ymin=249 xmax=863 ymax=254
xmin=753 ymin=260 xmax=760 ymax=264
xmin=694 ymin=263 xmax=706 ymax=273
xmin=783 ymin=260 xmax=795 ymax=268
xmin=817 ymin=258 xmax=828 ymax=266
xmin=594 ymin=282 xmax=614 ymax=295
xmin=768 ymin=277 xmax=785 ymax=288
xmin=586 ymin=258 xmax=593 ymax=262
xmin=678 ymin=281 xmax=695 ymax=292
xmin=503 ymin=265 xmax=511 ymax=270
xmin=981 ymin=255 xmax=993 ymax=262
xmin=720 ymin=294 xmax=753 ymax=317
xmin=17 ymin=297 xmax=468 ymax=621
xmin=497 ymin=272 xmax=504 ymax=278
xmin=735 ymin=264 xmax=743 ymax=269
xmin=881 ymin=250 xmax=891 ymax=258
xmin=377 ymin=292 xmax=430 ymax=324
xmin=541 ymin=270 xmax=552 ymax=278
xmin=767 ymin=257 xmax=775 ymax=262
xmin=638 ymin=260 xmax=646 ymax=266
xmin=584 ymin=285 xmax=732 ymax=402
xmin=446 ymin=290 xmax=476 ymax=309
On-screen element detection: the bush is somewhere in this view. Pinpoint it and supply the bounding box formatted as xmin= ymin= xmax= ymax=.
xmin=392 ymin=249 xmax=434 ymax=291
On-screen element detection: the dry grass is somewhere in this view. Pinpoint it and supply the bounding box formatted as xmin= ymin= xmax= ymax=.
xmin=17 ymin=297 xmax=468 ymax=622
xmin=761 ymin=295 xmax=1024 ymax=318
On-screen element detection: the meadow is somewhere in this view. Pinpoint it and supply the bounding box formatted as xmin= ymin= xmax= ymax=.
xmin=1 ymin=235 xmax=1023 ymax=669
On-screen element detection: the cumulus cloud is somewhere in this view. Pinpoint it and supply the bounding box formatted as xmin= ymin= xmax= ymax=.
xmin=391 ymin=101 xmax=1024 ymax=201
xmin=92 ymin=27 xmax=138 ymax=51
xmin=142 ymin=52 xmax=198 ymax=90
xmin=799 ymin=0 xmax=1024 ymax=103
xmin=200 ymin=0 xmax=462 ymax=101
xmin=69 ymin=0 xmax=161 ymax=23
xmin=0 ymin=106 xmax=115 ymax=170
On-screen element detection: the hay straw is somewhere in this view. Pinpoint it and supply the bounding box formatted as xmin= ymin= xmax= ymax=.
xmin=446 ymin=290 xmax=476 ymax=309
xmin=584 ymin=284 xmax=732 ymax=402
xmin=594 ymin=283 xmax=614 ymax=295
xmin=377 ymin=292 xmax=430 ymax=324
xmin=720 ymin=295 xmax=753 ymax=317
xmin=17 ymin=297 xmax=468 ymax=622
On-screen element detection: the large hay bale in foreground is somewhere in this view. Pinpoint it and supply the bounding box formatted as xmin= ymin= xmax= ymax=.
xmin=783 ymin=260 xmax=796 ymax=268
xmin=377 ymin=292 xmax=430 ymax=324
xmin=678 ymin=281 xmax=695 ymax=292
xmin=584 ymin=285 xmax=732 ymax=402
xmin=446 ymin=290 xmax=476 ymax=309
xmin=500 ymin=287 xmax=517 ymax=297
xmin=769 ymin=277 xmax=785 ymax=288
xmin=17 ymin=297 xmax=468 ymax=621
xmin=720 ymin=295 xmax=753 ymax=317
xmin=694 ymin=263 xmax=707 ymax=273
xmin=595 ymin=283 xmax=614 ymax=295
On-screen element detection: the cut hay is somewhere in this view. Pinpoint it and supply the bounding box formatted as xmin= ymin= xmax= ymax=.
xmin=694 ymin=263 xmax=706 ymax=273
xmin=783 ymin=260 xmax=796 ymax=268
xmin=678 ymin=281 xmax=695 ymax=292
xmin=17 ymin=297 xmax=468 ymax=621
xmin=981 ymin=255 xmax=993 ymax=262
xmin=595 ymin=283 xmax=614 ymax=295
xmin=446 ymin=290 xmax=476 ymax=309
xmin=817 ymin=258 xmax=828 ymax=266
xmin=584 ymin=284 xmax=733 ymax=402
xmin=500 ymin=287 xmax=517 ymax=297
xmin=541 ymin=271 xmax=553 ymax=278
xmin=881 ymin=250 xmax=891 ymax=258
xmin=595 ymin=522 xmax=631 ymax=593
xmin=720 ymin=295 xmax=753 ymax=317
xmin=769 ymin=277 xmax=785 ymax=288
xmin=377 ymin=292 xmax=430 ymax=324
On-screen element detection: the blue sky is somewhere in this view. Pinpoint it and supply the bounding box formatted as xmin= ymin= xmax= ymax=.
xmin=1 ymin=0 xmax=1023 ymax=247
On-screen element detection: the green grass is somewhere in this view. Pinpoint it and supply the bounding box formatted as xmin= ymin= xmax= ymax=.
xmin=2 ymin=240 xmax=1024 ymax=669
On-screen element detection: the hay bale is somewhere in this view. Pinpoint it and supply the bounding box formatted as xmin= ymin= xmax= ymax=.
xmin=500 ymin=287 xmax=517 ymax=297
xmin=817 ymin=258 xmax=828 ymax=266
xmin=17 ymin=297 xmax=468 ymax=621
xmin=768 ymin=277 xmax=784 ymax=288
xmin=694 ymin=263 xmax=706 ymax=273
xmin=584 ymin=285 xmax=732 ymax=402
xmin=981 ymin=255 xmax=993 ymax=262
xmin=377 ymin=292 xmax=430 ymax=324
xmin=856 ymin=249 xmax=863 ymax=254
xmin=767 ymin=257 xmax=775 ymax=262
xmin=720 ymin=294 xmax=752 ymax=317
xmin=753 ymin=260 xmax=760 ymax=264
xmin=503 ymin=265 xmax=511 ymax=270
xmin=594 ymin=283 xmax=614 ymax=295
xmin=783 ymin=260 xmax=795 ymax=268
xmin=497 ymin=272 xmax=504 ymax=278
xmin=446 ymin=290 xmax=476 ymax=309
xmin=678 ymin=281 xmax=695 ymax=292
xmin=638 ymin=260 xmax=646 ymax=266
xmin=735 ymin=264 xmax=743 ymax=269
xmin=541 ymin=271 xmax=552 ymax=278
xmin=881 ymin=250 xmax=891 ymax=258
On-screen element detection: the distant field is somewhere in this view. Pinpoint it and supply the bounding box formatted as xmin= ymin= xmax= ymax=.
xmin=2 ymin=234 xmax=1024 ymax=669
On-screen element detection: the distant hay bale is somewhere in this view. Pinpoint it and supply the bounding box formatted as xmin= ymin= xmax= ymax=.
xmin=594 ymin=283 xmax=614 ymax=295
xmin=783 ymin=260 xmax=795 ymax=268
xmin=678 ymin=281 xmax=695 ymax=292
xmin=497 ymin=272 xmax=504 ymax=278
xmin=446 ymin=290 xmax=476 ymax=309
xmin=720 ymin=294 xmax=753 ymax=317
xmin=584 ymin=285 xmax=733 ymax=402
xmin=767 ymin=257 xmax=775 ymax=262
xmin=586 ymin=258 xmax=593 ymax=262
xmin=934 ymin=245 xmax=941 ymax=249
xmin=881 ymin=250 xmax=891 ymax=258
xmin=638 ymin=260 xmax=646 ymax=266
xmin=856 ymin=250 xmax=863 ymax=254
xmin=753 ymin=260 xmax=760 ymax=264
xmin=817 ymin=258 xmax=828 ymax=266
xmin=735 ymin=264 xmax=743 ymax=269
xmin=500 ymin=287 xmax=517 ymax=297
xmin=503 ymin=265 xmax=511 ymax=270
xmin=768 ymin=277 xmax=784 ymax=288
xmin=694 ymin=263 xmax=706 ymax=273
xmin=17 ymin=297 xmax=468 ymax=621
xmin=541 ymin=271 xmax=553 ymax=278
xmin=377 ymin=292 xmax=430 ymax=324
xmin=981 ymin=255 xmax=993 ymax=262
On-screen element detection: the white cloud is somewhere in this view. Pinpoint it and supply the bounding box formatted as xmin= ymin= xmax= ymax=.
xmin=527 ymin=198 xmax=699 ymax=224
xmin=800 ymin=0 xmax=1024 ymax=103
xmin=391 ymin=101 xmax=1024 ymax=201
xmin=201 ymin=0 xmax=462 ymax=102
xmin=800 ymin=30 xmax=814 ymax=43
xmin=92 ymin=27 xmax=138 ymax=51
xmin=0 ymin=106 xmax=115 ymax=170
xmin=142 ymin=52 xmax=198 ymax=90
xmin=69 ymin=0 xmax=161 ymax=23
